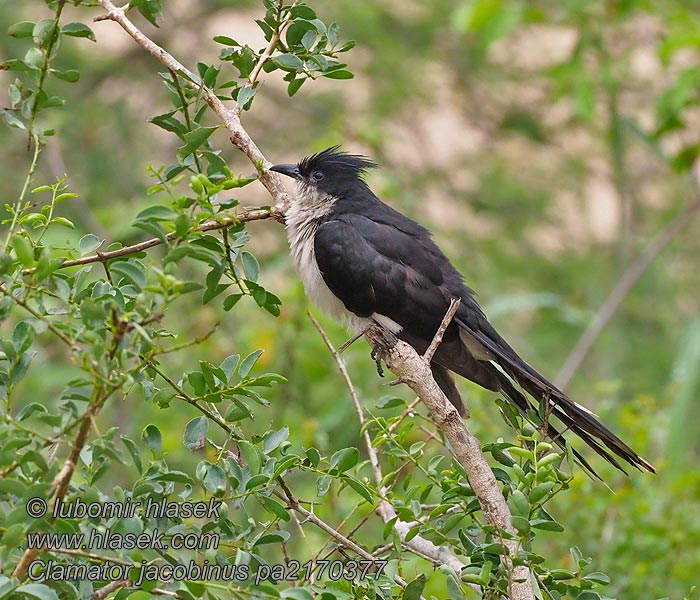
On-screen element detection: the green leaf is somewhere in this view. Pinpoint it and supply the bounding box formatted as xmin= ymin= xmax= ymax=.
xmin=16 ymin=402 xmax=46 ymax=421
xmin=129 ymin=0 xmax=163 ymax=27
xmin=239 ymin=349 xmax=263 ymax=377
xmin=8 ymin=21 xmax=35 ymax=39
xmin=134 ymin=204 xmax=178 ymax=222
xmin=236 ymin=85 xmax=256 ymax=110
xmin=51 ymin=217 xmax=74 ymax=228
xmin=149 ymin=111 xmax=187 ymax=137
xmin=142 ymin=424 xmax=162 ymax=453
xmin=33 ymin=19 xmax=56 ymax=47
xmin=220 ymin=354 xmax=240 ymax=380
xmin=110 ymin=261 xmax=145 ymax=289
xmin=341 ymin=475 xmax=373 ymax=503
xmin=377 ymin=396 xmax=405 ymax=409
xmin=245 ymin=473 xmax=270 ymax=490
xmin=263 ymin=496 xmax=291 ymax=522
xmin=286 ymin=20 xmax=316 ymax=47
xmin=183 ymin=416 xmax=209 ymax=451
xmin=178 ymin=126 xmax=218 ymax=158
xmin=62 ymin=22 xmax=96 ymax=41
xmin=254 ymin=530 xmax=289 ymax=546
xmin=508 ymin=490 xmax=529 ymax=518
xmin=280 ymin=589 xmax=314 ymax=600
xmin=79 ymin=233 xmax=103 ymax=255
xmin=120 ymin=435 xmax=143 ymax=474
xmin=238 ymin=440 xmax=261 ymax=474
xmin=287 ymin=78 xmax=305 ymax=97
xmin=241 ymin=251 xmax=259 ymax=282
xmin=3 ymin=111 xmax=26 ymax=129
xmin=444 ymin=570 xmax=465 ymax=600
xmin=530 ymin=518 xmax=564 ymax=532
xmin=1 ymin=523 xmax=25 ymax=547
xmin=12 ymin=235 xmax=34 ymax=267
xmin=223 ymin=293 xmax=243 ymax=311
xmin=213 ymin=35 xmax=238 ymax=46
xmin=263 ymin=426 xmax=289 ymax=453
xmin=323 ymin=69 xmax=354 ymax=80
xmin=290 ymin=6 xmax=316 ymax=19
xmin=198 ymin=461 xmax=227 ymax=494
xmin=15 ymin=583 xmax=60 ymax=600
xmin=52 ymin=69 xmax=80 ymax=83
xmin=402 ymin=574 xmax=428 ymax=600
xmin=583 ymin=572 xmax=610 ymax=586
xmin=274 ymin=53 xmax=304 ymax=72
xmin=13 ymin=321 xmax=34 ymax=354
xmin=330 ymin=447 xmax=359 ymax=472
xmin=316 ymin=474 xmax=331 ymax=497
xmin=529 ymin=481 xmax=556 ymax=504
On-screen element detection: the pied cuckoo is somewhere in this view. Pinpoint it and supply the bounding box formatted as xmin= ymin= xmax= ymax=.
xmin=270 ymin=146 xmax=654 ymax=476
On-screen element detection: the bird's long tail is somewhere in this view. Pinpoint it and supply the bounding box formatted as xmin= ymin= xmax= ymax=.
xmin=452 ymin=312 xmax=655 ymax=476
xmin=492 ymin=370 xmax=654 ymax=478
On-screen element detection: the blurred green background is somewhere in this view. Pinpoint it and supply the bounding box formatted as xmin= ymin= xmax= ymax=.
xmin=2 ymin=0 xmax=699 ymax=597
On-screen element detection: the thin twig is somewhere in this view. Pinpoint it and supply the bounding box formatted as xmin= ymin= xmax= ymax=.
xmin=276 ymin=478 xmax=410 ymax=589
xmin=249 ymin=0 xmax=297 ymax=85
xmin=0 ymin=284 xmax=78 ymax=350
xmin=387 ymin=397 xmax=421 ymax=433
xmin=12 ymin=383 xmax=118 ymax=580
xmin=424 ymin=297 xmax=461 ymax=362
xmin=91 ymin=580 xmax=131 ymax=600
xmin=24 ymin=208 xmax=274 ymax=274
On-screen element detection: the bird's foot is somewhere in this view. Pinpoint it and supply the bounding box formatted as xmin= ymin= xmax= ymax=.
xmin=370 ymin=344 xmax=385 ymax=377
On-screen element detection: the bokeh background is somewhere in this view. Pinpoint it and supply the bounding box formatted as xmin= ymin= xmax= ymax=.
xmin=2 ymin=1 xmax=699 ymax=597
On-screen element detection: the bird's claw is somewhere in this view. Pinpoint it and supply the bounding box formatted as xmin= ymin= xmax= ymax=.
xmin=370 ymin=343 xmax=387 ymax=377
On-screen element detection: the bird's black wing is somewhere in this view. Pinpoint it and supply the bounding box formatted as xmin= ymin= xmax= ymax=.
xmin=313 ymin=211 xmax=457 ymax=339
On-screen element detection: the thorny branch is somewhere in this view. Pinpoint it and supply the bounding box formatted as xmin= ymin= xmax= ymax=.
xmin=21 ymin=208 xmax=275 ymax=275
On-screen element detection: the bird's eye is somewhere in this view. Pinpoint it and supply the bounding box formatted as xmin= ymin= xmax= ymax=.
xmin=312 ymin=170 xmax=324 ymax=181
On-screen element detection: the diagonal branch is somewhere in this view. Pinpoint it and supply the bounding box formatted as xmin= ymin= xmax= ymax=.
xmin=94 ymin=0 xmax=291 ymax=213
xmin=423 ymin=297 xmax=460 ymax=362
xmin=555 ymin=164 xmax=700 ymax=389
xmin=364 ymin=325 xmax=534 ymax=600
xmin=275 ymin=479 xmax=412 ymax=590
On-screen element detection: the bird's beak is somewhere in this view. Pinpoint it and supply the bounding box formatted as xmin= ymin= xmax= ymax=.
xmin=269 ymin=163 xmax=301 ymax=180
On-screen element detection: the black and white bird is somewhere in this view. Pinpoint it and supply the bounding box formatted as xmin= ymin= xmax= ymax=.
xmin=270 ymin=146 xmax=654 ymax=476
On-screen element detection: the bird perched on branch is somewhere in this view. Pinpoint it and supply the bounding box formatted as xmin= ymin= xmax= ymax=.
xmin=270 ymin=146 xmax=654 ymax=477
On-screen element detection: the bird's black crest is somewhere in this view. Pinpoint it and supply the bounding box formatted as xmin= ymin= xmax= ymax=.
xmin=298 ymin=146 xmax=378 ymax=180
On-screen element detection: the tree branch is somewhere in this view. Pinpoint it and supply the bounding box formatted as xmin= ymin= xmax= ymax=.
xmin=364 ymin=326 xmax=534 ymax=600
xmin=12 ymin=384 xmax=117 ymax=580
xmin=308 ymin=313 xmax=476 ymax=590
xmin=94 ymin=0 xmax=291 ymax=213
xmin=24 ymin=208 xmax=275 ymax=273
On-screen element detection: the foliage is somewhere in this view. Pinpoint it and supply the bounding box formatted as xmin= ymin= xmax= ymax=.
xmin=1 ymin=0 xmax=699 ymax=599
